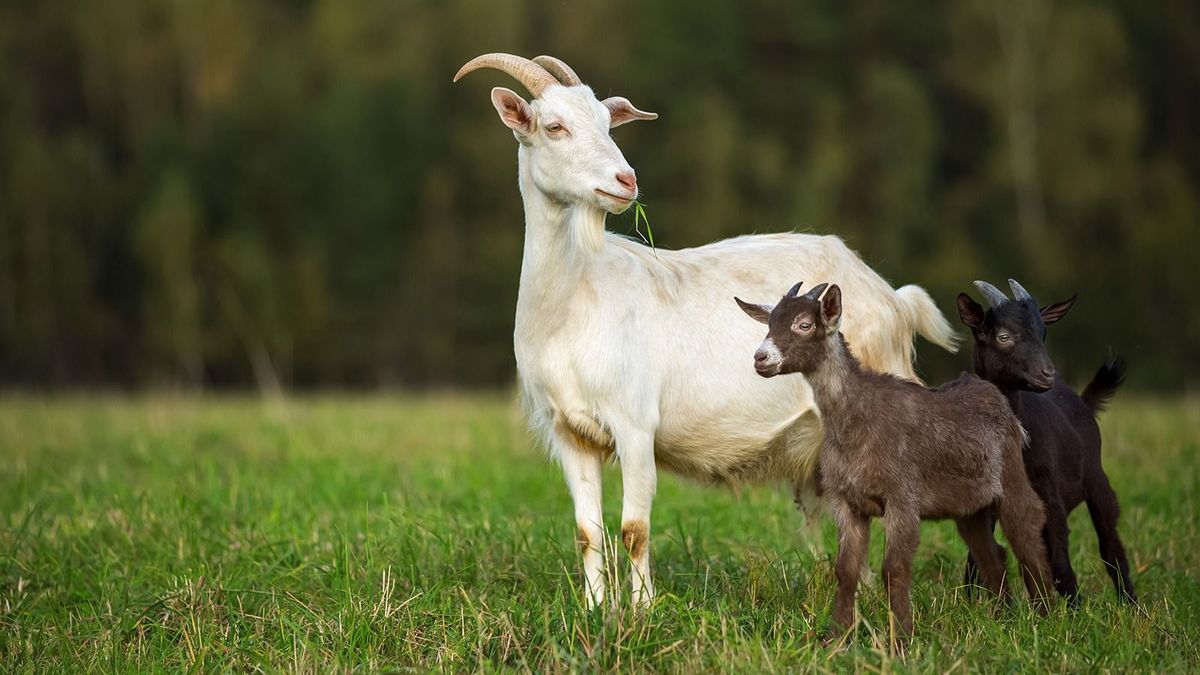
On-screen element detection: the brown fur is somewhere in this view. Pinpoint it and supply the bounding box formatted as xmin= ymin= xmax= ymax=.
xmin=577 ymin=526 xmax=593 ymax=556
xmin=555 ymin=412 xmax=614 ymax=455
xmin=621 ymin=520 xmax=649 ymax=561
xmin=741 ymin=282 xmax=1053 ymax=639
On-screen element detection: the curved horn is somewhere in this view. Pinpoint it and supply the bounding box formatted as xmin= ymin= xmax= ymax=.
xmin=1008 ymin=278 xmax=1034 ymax=303
xmin=453 ymin=53 xmax=558 ymax=98
xmin=786 ymin=282 xmax=804 ymax=298
xmin=973 ymin=280 xmax=1010 ymax=307
xmin=805 ymin=282 xmax=830 ymax=300
xmin=533 ymin=55 xmax=582 ymax=86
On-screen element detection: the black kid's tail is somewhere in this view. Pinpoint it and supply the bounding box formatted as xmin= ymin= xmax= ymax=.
xmin=1081 ymin=355 xmax=1127 ymax=415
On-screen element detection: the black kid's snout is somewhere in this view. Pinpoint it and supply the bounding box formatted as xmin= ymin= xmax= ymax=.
xmin=1030 ymin=363 xmax=1056 ymax=391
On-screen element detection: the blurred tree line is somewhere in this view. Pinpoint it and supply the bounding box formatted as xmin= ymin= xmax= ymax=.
xmin=0 ymin=0 xmax=1196 ymax=391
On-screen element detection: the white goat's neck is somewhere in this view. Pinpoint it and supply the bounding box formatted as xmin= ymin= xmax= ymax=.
xmin=514 ymin=150 xmax=606 ymax=336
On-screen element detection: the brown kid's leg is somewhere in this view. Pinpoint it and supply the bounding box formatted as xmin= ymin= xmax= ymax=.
xmin=996 ymin=483 xmax=1052 ymax=610
xmin=882 ymin=507 xmax=921 ymax=639
xmin=830 ymin=498 xmax=870 ymax=637
xmin=956 ymin=508 xmax=1010 ymax=600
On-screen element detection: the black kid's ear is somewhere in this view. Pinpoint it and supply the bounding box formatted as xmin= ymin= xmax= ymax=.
xmin=957 ymin=293 xmax=986 ymax=330
xmin=820 ymin=284 xmax=842 ymax=327
xmin=735 ymin=297 xmax=772 ymax=325
xmin=490 ymin=87 xmax=535 ymax=135
xmin=1040 ymin=293 xmax=1077 ymax=325
xmin=603 ymin=96 xmax=658 ymax=128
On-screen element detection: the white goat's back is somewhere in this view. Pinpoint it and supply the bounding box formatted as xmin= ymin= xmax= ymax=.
xmin=522 ymin=230 xmax=957 ymax=487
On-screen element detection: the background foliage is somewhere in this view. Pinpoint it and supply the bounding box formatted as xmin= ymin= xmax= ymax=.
xmin=1 ymin=0 xmax=1197 ymax=390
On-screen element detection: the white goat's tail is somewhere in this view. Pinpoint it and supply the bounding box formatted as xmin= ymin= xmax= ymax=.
xmin=895 ymin=284 xmax=960 ymax=353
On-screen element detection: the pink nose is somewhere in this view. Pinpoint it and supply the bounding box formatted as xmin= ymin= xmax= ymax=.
xmin=616 ymin=171 xmax=637 ymax=193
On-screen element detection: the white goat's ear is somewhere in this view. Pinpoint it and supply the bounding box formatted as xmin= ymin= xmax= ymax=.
xmin=735 ymin=297 xmax=772 ymax=324
xmin=820 ymin=284 xmax=842 ymax=329
xmin=604 ymin=96 xmax=658 ymax=128
xmin=490 ymin=87 xmax=535 ymax=135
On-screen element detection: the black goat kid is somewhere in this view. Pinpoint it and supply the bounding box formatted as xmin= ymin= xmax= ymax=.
xmin=958 ymin=279 xmax=1137 ymax=605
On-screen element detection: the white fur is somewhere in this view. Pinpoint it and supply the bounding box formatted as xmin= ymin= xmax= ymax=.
xmin=756 ymin=338 xmax=784 ymax=370
xmin=484 ymin=82 xmax=959 ymax=607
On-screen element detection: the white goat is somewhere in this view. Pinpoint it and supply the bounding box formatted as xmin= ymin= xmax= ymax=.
xmin=454 ymin=53 xmax=959 ymax=607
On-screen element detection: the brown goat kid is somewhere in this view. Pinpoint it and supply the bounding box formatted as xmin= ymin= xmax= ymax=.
xmin=736 ymin=282 xmax=1053 ymax=638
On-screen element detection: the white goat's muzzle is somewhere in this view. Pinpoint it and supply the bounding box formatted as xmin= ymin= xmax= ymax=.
xmin=594 ymin=188 xmax=635 ymax=213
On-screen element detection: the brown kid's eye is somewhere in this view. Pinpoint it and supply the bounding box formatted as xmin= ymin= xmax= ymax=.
xmin=799 ymin=322 xmax=813 ymax=331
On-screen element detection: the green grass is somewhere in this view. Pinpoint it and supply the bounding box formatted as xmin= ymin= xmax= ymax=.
xmin=0 ymin=395 xmax=1197 ymax=672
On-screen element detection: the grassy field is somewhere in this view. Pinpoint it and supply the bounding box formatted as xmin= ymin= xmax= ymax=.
xmin=0 ymin=395 xmax=1197 ymax=672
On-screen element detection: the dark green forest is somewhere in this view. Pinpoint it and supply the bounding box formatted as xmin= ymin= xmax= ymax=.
xmin=1 ymin=0 xmax=1197 ymax=390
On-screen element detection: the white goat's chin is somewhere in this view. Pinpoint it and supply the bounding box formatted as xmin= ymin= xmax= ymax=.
xmin=594 ymin=188 xmax=634 ymax=213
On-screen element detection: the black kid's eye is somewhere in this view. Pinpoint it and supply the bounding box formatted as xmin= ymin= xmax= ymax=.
xmin=997 ymin=333 xmax=1011 ymax=343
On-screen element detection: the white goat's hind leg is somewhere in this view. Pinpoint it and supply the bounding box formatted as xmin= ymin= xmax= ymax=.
xmin=558 ymin=437 xmax=606 ymax=608
xmin=793 ymin=479 xmax=825 ymax=554
xmin=794 ymin=478 xmax=875 ymax=585
xmin=616 ymin=429 xmax=657 ymax=607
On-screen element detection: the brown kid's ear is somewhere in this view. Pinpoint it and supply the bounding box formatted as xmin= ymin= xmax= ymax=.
xmin=603 ymin=96 xmax=658 ymax=128
xmin=490 ymin=87 xmax=535 ymax=135
xmin=735 ymin=297 xmax=772 ymax=325
xmin=957 ymin=293 xmax=986 ymax=330
xmin=821 ymin=284 xmax=842 ymax=327
xmin=1040 ymin=293 xmax=1077 ymax=325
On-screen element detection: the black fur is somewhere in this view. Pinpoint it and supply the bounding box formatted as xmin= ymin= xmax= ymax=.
xmin=1082 ymin=356 xmax=1127 ymax=414
xmin=958 ymin=281 xmax=1137 ymax=605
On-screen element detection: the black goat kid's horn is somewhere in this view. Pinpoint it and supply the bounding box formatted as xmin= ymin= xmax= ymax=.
xmin=1008 ymin=278 xmax=1034 ymax=303
xmin=973 ymin=280 xmax=1009 ymax=307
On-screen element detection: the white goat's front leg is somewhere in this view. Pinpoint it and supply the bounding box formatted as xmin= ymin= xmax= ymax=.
xmin=616 ymin=428 xmax=657 ymax=607
xmin=557 ymin=436 xmax=606 ymax=608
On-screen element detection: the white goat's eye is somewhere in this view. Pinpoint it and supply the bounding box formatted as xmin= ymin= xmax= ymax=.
xmin=545 ymin=123 xmax=564 ymax=134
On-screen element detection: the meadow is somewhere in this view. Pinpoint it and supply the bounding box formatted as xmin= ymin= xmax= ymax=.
xmin=0 ymin=395 xmax=1197 ymax=672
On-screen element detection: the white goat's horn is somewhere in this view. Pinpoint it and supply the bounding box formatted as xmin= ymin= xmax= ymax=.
xmin=1008 ymin=278 xmax=1034 ymax=303
xmin=453 ymin=53 xmax=558 ymax=98
xmin=533 ymin=55 xmax=582 ymax=86
xmin=973 ymin=280 xmax=1009 ymax=307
